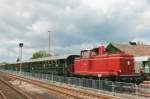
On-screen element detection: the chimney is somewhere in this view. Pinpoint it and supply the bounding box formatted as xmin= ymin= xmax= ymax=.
xmin=129 ymin=41 xmax=136 ymax=45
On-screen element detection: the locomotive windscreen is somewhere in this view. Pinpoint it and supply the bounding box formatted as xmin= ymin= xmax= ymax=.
xmin=67 ymin=55 xmax=79 ymax=66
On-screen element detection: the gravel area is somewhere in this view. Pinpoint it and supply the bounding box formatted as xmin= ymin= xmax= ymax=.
xmin=0 ymin=78 xmax=28 ymax=99
xmin=0 ymin=72 xmax=67 ymax=99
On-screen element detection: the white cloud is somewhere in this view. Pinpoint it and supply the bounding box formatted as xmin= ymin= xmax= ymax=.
xmin=132 ymin=38 xmax=150 ymax=44
xmin=0 ymin=0 xmax=150 ymax=62
xmin=81 ymin=0 xmax=122 ymax=13
xmin=31 ymin=21 xmax=50 ymax=33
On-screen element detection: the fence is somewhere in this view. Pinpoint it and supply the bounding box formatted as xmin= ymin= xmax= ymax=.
xmin=0 ymin=69 xmax=149 ymax=98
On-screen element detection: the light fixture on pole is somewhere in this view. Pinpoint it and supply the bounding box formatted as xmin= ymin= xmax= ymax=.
xmin=19 ymin=42 xmax=23 ymax=73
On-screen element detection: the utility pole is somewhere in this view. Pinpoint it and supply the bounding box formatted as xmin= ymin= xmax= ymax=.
xmin=48 ymin=31 xmax=51 ymax=56
xmin=53 ymin=32 xmax=55 ymax=56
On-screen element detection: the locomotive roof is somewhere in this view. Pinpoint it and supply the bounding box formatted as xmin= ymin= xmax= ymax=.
xmin=7 ymin=54 xmax=77 ymax=65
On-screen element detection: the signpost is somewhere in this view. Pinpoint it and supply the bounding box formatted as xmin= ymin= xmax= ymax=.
xmin=98 ymin=74 xmax=102 ymax=89
xmin=19 ymin=43 xmax=23 ymax=73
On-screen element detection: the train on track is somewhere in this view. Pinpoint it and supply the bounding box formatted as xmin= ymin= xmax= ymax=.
xmin=1 ymin=46 xmax=145 ymax=84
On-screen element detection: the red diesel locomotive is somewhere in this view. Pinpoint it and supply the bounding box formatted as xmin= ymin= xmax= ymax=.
xmin=72 ymin=46 xmax=143 ymax=83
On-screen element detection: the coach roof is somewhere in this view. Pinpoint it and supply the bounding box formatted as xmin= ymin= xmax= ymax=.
xmin=8 ymin=54 xmax=76 ymax=65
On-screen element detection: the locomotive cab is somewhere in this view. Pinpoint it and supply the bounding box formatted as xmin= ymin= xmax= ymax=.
xmin=74 ymin=46 xmax=109 ymax=76
xmin=81 ymin=50 xmax=90 ymax=58
xmin=80 ymin=46 xmax=105 ymax=58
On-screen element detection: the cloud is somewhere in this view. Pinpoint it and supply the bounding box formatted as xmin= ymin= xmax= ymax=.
xmin=0 ymin=0 xmax=150 ymax=62
xmin=31 ymin=21 xmax=50 ymax=33
xmin=132 ymin=38 xmax=150 ymax=44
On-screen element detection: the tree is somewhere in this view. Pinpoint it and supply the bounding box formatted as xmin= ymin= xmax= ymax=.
xmin=0 ymin=61 xmax=7 ymax=65
xmin=31 ymin=50 xmax=50 ymax=59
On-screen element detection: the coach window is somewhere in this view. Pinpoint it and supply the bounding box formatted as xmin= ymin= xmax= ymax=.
xmin=56 ymin=60 xmax=58 ymax=67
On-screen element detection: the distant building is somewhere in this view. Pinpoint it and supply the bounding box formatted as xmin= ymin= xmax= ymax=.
xmin=106 ymin=42 xmax=150 ymax=56
xmin=106 ymin=42 xmax=150 ymax=76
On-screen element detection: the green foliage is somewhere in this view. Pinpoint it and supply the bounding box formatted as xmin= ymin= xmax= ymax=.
xmin=0 ymin=61 xmax=7 ymax=65
xmin=31 ymin=50 xmax=50 ymax=59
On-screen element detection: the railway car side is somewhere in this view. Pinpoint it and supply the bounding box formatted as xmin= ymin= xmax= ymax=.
xmin=3 ymin=55 xmax=79 ymax=75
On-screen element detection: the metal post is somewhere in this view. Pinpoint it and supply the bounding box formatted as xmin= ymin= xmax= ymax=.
xmin=19 ymin=43 xmax=23 ymax=74
xmin=20 ymin=46 xmax=22 ymax=73
xmin=19 ymin=43 xmax=23 ymax=85
xmin=48 ymin=31 xmax=51 ymax=55
xmin=53 ymin=32 xmax=55 ymax=56
xmin=52 ymin=72 xmax=53 ymax=81
xmin=99 ymin=77 xmax=102 ymax=89
xmin=98 ymin=74 xmax=102 ymax=90
xmin=112 ymin=82 xmax=115 ymax=96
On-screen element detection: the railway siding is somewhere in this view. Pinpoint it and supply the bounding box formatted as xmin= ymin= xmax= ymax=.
xmin=0 ymin=71 xmax=122 ymax=99
xmin=0 ymin=70 xmax=149 ymax=99
xmin=0 ymin=90 xmax=7 ymax=99
xmin=0 ymin=77 xmax=32 ymax=99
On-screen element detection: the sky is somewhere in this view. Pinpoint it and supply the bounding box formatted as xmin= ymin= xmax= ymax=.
xmin=0 ymin=0 xmax=150 ymax=62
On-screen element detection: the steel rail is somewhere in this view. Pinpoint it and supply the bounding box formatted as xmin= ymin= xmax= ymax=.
xmin=4 ymin=73 xmax=117 ymax=99
xmin=1 ymin=71 xmax=150 ymax=99
xmin=0 ymin=78 xmax=32 ymax=99
xmin=0 ymin=90 xmax=7 ymax=99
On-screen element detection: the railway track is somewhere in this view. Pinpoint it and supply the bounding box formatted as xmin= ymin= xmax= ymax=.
xmin=0 ymin=90 xmax=7 ymax=99
xmin=0 ymin=72 xmax=120 ymax=99
xmin=0 ymin=77 xmax=32 ymax=99
xmin=137 ymin=81 xmax=150 ymax=97
xmin=1 ymin=71 xmax=149 ymax=99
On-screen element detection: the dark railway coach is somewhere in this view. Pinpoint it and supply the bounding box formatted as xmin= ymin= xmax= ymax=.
xmin=4 ymin=55 xmax=79 ymax=75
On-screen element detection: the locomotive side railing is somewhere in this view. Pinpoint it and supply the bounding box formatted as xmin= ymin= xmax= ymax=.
xmin=0 ymin=69 xmax=149 ymax=99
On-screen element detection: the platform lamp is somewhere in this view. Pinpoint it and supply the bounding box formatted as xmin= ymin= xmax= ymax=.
xmin=19 ymin=43 xmax=23 ymax=73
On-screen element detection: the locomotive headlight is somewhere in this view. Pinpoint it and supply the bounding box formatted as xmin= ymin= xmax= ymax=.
xmin=119 ymin=70 xmax=121 ymax=73
xmin=127 ymin=61 xmax=130 ymax=65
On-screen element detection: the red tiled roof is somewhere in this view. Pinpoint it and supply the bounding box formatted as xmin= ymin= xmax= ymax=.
xmin=112 ymin=43 xmax=150 ymax=57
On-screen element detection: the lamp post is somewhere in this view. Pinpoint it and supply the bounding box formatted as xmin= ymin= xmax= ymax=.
xmin=48 ymin=31 xmax=51 ymax=56
xmin=19 ymin=43 xmax=23 ymax=73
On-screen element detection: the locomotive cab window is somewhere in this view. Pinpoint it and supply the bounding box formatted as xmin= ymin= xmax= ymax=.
xmin=91 ymin=48 xmax=99 ymax=56
xmin=81 ymin=50 xmax=90 ymax=58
